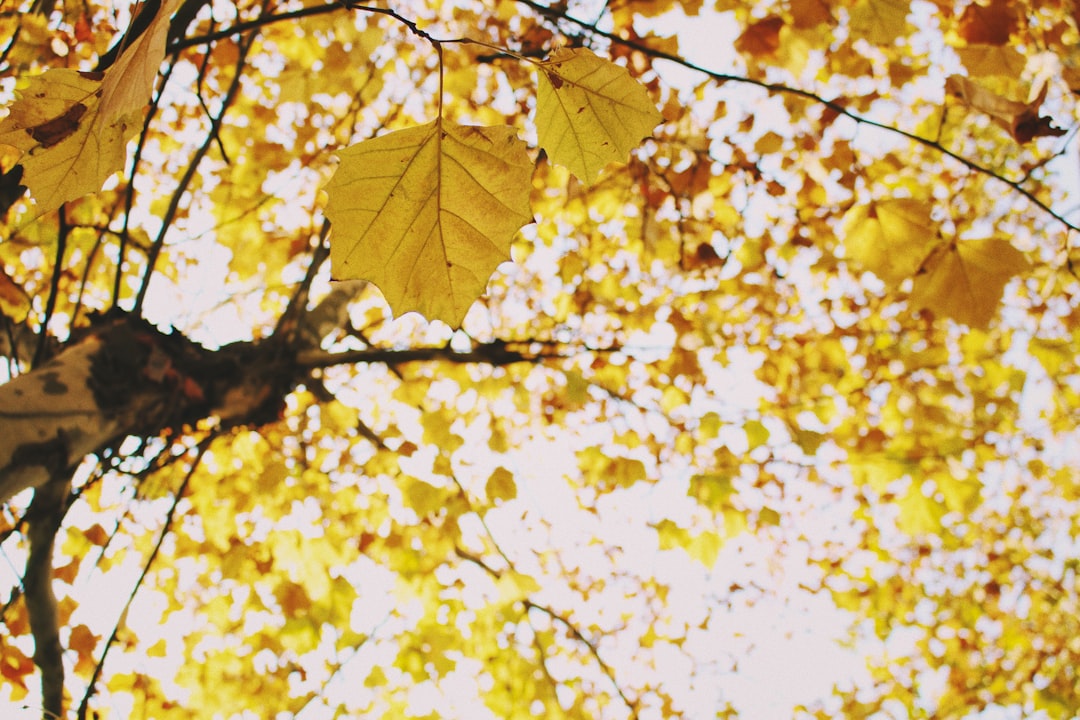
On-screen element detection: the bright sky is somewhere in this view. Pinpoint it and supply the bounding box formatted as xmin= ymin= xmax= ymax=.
xmin=7 ymin=0 xmax=1079 ymax=718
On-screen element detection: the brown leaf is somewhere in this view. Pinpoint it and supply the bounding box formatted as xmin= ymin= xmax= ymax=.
xmin=0 ymin=265 xmax=30 ymax=318
xmin=958 ymin=0 xmax=1018 ymax=46
xmin=735 ymin=16 xmax=784 ymax=57
xmin=945 ymin=75 xmax=1066 ymax=143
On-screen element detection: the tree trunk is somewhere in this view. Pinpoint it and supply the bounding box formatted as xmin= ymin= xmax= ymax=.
xmin=0 ymin=311 xmax=298 ymax=505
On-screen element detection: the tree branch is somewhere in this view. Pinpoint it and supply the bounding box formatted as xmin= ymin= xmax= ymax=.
xmin=455 ymin=549 xmax=639 ymax=718
xmin=524 ymin=599 xmax=640 ymax=718
xmin=76 ymin=437 xmax=212 ymax=720
xmin=515 ymin=0 xmax=1079 ymax=234
xmin=295 ymin=342 xmax=545 ymax=369
xmin=24 ymin=477 xmax=72 ymax=720
xmin=133 ymin=30 xmax=255 ymax=313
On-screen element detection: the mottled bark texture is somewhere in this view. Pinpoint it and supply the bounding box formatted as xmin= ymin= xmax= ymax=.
xmin=0 ymin=311 xmax=298 ymax=505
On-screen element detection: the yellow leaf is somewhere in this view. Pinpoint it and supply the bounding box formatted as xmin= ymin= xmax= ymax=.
xmin=609 ymin=457 xmax=647 ymax=488
xmin=0 ymin=266 xmax=30 ymax=320
xmin=936 ymin=470 xmax=981 ymax=513
xmin=655 ymin=518 xmax=690 ymax=552
xmin=274 ymin=580 xmax=312 ymax=618
xmin=321 ymin=399 xmax=358 ymax=433
xmin=535 ymin=47 xmax=662 ymax=183
xmin=325 ymin=120 xmax=533 ymax=327
xmin=485 ymin=466 xmax=517 ymax=503
xmin=956 ymin=45 xmax=1026 ymax=79
xmin=688 ymin=529 xmax=722 ymax=565
xmin=793 ymin=429 xmax=825 ymax=455
xmin=1029 ymin=338 xmax=1071 ymax=375
xmin=421 ymin=408 xmax=464 ymax=453
xmin=723 ymin=507 xmax=748 ymax=537
xmin=759 ymin=507 xmax=781 ymax=526
xmin=497 ymin=571 xmax=540 ymax=603
xmin=403 ymin=477 xmax=447 ymax=517
xmin=688 ymin=473 xmax=736 ymax=511
xmin=897 ymin=481 xmax=944 ymax=535
xmin=365 ymin=666 xmax=388 ymax=688
xmin=909 ymin=239 xmax=1029 ymax=328
xmin=848 ymin=0 xmax=910 ymax=45
xmin=0 ymin=69 xmax=140 ymax=215
xmin=842 ymin=199 xmax=940 ymax=287
xmin=0 ymin=0 xmax=175 ymax=216
xmin=850 ymin=456 xmax=912 ymax=493
xmin=744 ymin=420 xmax=770 ymax=450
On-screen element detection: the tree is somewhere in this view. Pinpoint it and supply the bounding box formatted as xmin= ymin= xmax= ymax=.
xmin=1 ymin=0 xmax=1078 ymax=716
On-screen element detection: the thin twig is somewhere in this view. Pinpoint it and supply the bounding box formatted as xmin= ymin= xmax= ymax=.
xmin=133 ymin=31 xmax=254 ymax=313
xmin=514 ymin=0 xmax=1079 ymax=234
xmin=33 ymin=206 xmax=67 ymax=368
xmin=76 ymin=436 xmax=215 ymax=720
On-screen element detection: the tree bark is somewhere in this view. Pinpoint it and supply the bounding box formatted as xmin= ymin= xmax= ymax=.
xmin=0 ymin=311 xmax=297 ymax=505
xmin=24 ymin=476 xmax=70 ymax=720
xmin=0 ymin=299 xmax=540 ymax=718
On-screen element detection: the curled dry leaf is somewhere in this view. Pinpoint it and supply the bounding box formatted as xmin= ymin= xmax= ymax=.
xmin=945 ymin=75 xmax=1066 ymax=143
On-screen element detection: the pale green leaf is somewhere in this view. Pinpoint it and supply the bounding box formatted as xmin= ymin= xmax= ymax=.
xmin=536 ymin=47 xmax=662 ymax=183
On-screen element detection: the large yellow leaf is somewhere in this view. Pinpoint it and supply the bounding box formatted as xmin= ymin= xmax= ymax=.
xmin=842 ymin=198 xmax=940 ymax=287
xmin=910 ymin=238 xmax=1029 ymax=328
xmin=535 ymin=47 xmax=662 ymax=184
xmin=0 ymin=1 xmax=177 ymax=215
xmin=0 ymin=69 xmax=139 ymax=215
xmin=324 ymin=120 xmax=533 ymax=327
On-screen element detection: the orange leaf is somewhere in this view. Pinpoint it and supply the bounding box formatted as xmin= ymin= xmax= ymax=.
xmin=735 ymin=16 xmax=784 ymax=57
xmin=0 ymin=642 xmax=34 ymax=699
xmin=69 ymin=624 xmax=99 ymax=657
xmin=958 ymin=0 xmax=1017 ymax=46
xmin=0 ymin=265 xmax=30 ymax=319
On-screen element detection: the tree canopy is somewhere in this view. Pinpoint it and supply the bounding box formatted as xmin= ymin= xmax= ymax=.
xmin=1 ymin=0 xmax=1079 ymax=717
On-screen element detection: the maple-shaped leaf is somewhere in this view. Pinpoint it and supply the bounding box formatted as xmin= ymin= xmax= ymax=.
xmin=945 ymin=75 xmax=1066 ymax=143
xmin=910 ymin=238 xmax=1029 ymax=328
xmin=0 ymin=69 xmax=140 ymax=215
xmin=535 ymin=47 xmax=662 ymax=184
xmin=842 ymin=199 xmax=940 ymax=287
xmin=324 ymin=120 xmax=533 ymax=327
xmin=0 ymin=1 xmax=177 ymax=215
